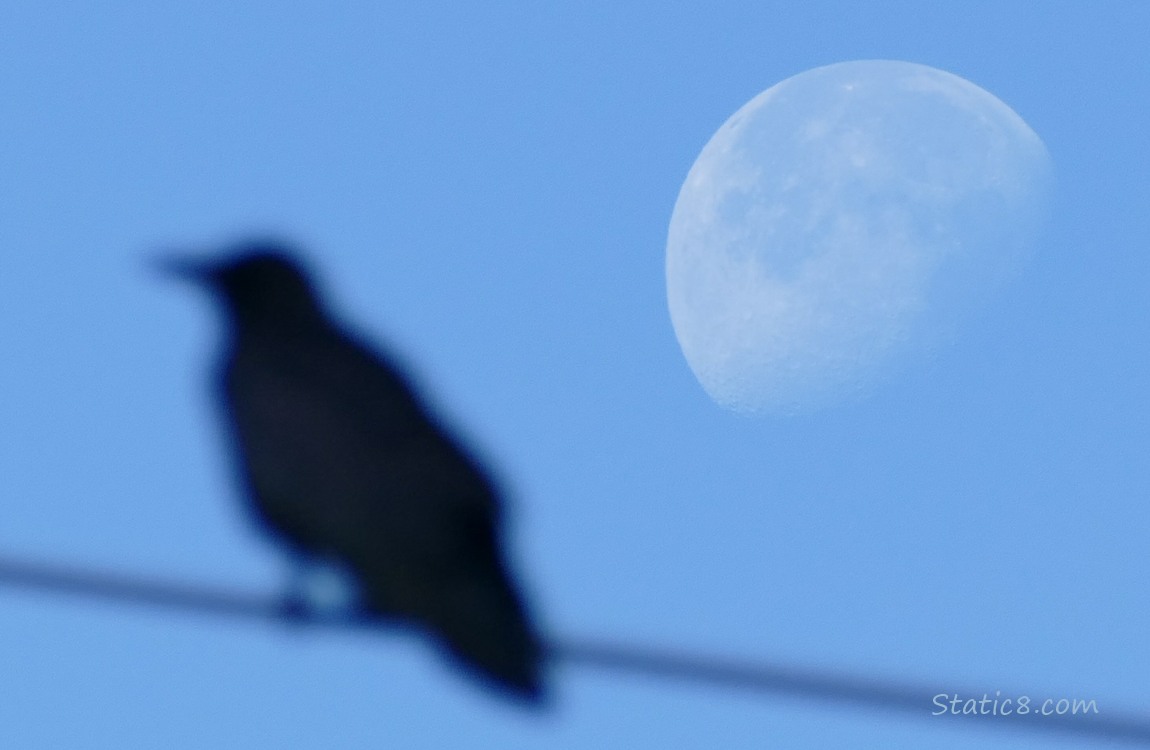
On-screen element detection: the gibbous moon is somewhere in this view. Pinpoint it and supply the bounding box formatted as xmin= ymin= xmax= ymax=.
xmin=666 ymin=60 xmax=1052 ymax=414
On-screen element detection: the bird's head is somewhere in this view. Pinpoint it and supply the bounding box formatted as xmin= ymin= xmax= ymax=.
xmin=160 ymin=242 xmax=325 ymax=325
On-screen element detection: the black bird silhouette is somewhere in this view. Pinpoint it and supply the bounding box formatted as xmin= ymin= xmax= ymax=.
xmin=163 ymin=243 xmax=545 ymax=701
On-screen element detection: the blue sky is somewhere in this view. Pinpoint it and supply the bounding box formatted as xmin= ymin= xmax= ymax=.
xmin=2 ymin=2 xmax=1147 ymax=747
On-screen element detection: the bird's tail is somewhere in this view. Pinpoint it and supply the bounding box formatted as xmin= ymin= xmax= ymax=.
xmin=426 ymin=572 xmax=546 ymax=703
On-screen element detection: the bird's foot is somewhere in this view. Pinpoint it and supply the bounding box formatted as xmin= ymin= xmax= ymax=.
xmin=277 ymin=590 xmax=313 ymax=624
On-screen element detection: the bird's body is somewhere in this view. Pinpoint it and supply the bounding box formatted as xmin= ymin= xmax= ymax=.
xmin=167 ymin=246 xmax=544 ymax=701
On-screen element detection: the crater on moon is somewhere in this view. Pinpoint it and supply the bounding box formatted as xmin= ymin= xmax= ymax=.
xmin=666 ymin=60 xmax=1052 ymax=414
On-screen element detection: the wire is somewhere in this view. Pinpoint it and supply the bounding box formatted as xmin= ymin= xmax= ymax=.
xmin=556 ymin=639 xmax=1150 ymax=743
xmin=1 ymin=553 xmax=1147 ymax=744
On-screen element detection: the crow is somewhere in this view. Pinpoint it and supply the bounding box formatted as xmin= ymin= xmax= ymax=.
xmin=163 ymin=243 xmax=544 ymax=701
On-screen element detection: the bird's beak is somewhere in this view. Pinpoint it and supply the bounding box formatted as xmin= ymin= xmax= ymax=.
xmin=154 ymin=256 xmax=218 ymax=284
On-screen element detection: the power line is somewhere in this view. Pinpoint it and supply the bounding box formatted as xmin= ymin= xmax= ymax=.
xmin=1 ymin=553 xmax=1146 ymax=744
xmin=557 ymin=639 xmax=1149 ymax=743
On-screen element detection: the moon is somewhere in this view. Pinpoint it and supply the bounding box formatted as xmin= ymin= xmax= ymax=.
xmin=666 ymin=60 xmax=1052 ymax=414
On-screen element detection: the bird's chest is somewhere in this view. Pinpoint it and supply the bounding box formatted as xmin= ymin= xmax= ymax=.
xmin=222 ymin=352 xmax=386 ymax=538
